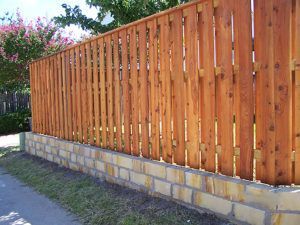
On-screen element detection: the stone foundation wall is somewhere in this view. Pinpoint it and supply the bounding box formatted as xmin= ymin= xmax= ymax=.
xmin=23 ymin=132 xmax=300 ymax=225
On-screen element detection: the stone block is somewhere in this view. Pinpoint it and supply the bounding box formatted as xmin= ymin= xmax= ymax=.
xmin=233 ymin=203 xmax=266 ymax=225
xmin=172 ymin=185 xmax=193 ymax=204
xmin=85 ymin=158 xmax=95 ymax=169
xmin=132 ymin=159 xmax=144 ymax=172
xmin=166 ymin=166 xmax=185 ymax=185
xmin=99 ymin=151 xmax=114 ymax=163
xmin=271 ymin=213 xmax=300 ymax=225
xmin=144 ymin=161 xmax=166 ymax=179
xmin=245 ymin=183 xmax=278 ymax=210
xmin=113 ymin=154 xmax=132 ymax=169
xmin=106 ymin=163 xmax=118 ymax=177
xmin=194 ymin=191 xmax=232 ymax=216
xmin=130 ymin=171 xmax=153 ymax=189
xmin=95 ymin=161 xmax=105 ymax=172
xmin=185 ymin=170 xmax=202 ymax=190
xmin=70 ymin=153 xmax=77 ymax=162
xmin=59 ymin=149 xmax=70 ymax=159
xmin=154 ymin=179 xmax=171 ymax=196
xmin=77 ymin=155 xmax=85 ymax=165
xmin=119 ymin=168 xmax=130 ymax=181
xmin=69 ymin=162 xmax=79 ymax=171
xmin=277 ymin=189 xmax=300 ymax=211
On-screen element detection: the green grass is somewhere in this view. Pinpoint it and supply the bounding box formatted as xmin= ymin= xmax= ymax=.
xmin=0 ymin=147 xmax=232 ymax=225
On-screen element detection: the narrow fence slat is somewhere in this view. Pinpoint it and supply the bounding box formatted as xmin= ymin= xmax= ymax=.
xmin=254 ymin=0 xmax=276 ymax=184
xmin=81 ymin=45 xmax=88 ymax=144
xmin=184 ymin=5 xmax=199 ymax=169
xmin=232 ymin=2 xmax=241 ymax=177
xmin=105 ymin=36 xmax=115 ymax=149
xmin=86 ymin=43 xmax=94 ymax=145
xmin=50 ymin=57 xmax=56 ymax=137
xmin=235 ymin=0 xmax=254 ymax=180
xmin=113 ymin=33 xmax=122 ymax=151
xmin=62 ymin=52 xmax=68 ymax=139
xmin=92 ymin=40 xmax=101 ymax=147
xmin=120 ymin=30 xmax=131 ymax=154
xmin=137 ymin=22 xmax=150 ymax=158
xmin=99 ymin=38 xmax=108 ymax=148
xmin=70 ymin=48 xmax=77 ymax=141
xmin=215 ymin=0 xmax=234 ymax=176
xmin=294 ymin=0 xmax=300 ymax=184
xmin=66 ymin=50 xmax=73 ymax=140
xmin=75 ymin=46 xmax=83 ymax=142
xmin=129 ymin=27 xmax=140 ymax=156
xmin=158 ymin=16 xmax=172 ymax=163
xmin=200 ymin=0 xmax=215 ymax=172
xmin=148 ymin=19 xmax=160 ymax=160
xmin=170 ymin=10 xmax=185 ymax=166
xmin=54 ymin=55 xmax=59 ymax=137
xmin=273 ymin=0 xmax=292 ymax=185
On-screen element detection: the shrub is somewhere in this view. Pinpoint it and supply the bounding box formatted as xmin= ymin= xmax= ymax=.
xmin=0 ymin=109 xmax=31 ymax=135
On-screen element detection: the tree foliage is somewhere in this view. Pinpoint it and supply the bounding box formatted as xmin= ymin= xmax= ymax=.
xmin=54 ymin=0 xmax=188 ymax=34
xmin=0 ymin=11 xmax=74 ymax=92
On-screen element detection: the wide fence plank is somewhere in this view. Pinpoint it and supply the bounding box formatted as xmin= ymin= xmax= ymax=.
xmin=92 ymin=40 xmax=101 ymax=147
xmin=129 ymin=27 xmax=140 ymax=156
xmin=294 ymin=0 xmax=300 ymax=184
xmin=184 ymin=5 xmax=199 ymax=169
xmin=158 ymin=16 xmax=172 ymax=163
xmin=148 ymin=19 xmax=160 ymax=160
xmin=137 ymin=23 xmax=150 ymax=158
xmin=199 ymin=0 xmax=215 ymax=172
xmin=113 ymin=33 xmax=122 ymax=151
xmin=29 ymin=0 xmax=297 ymax=186
xmin=235 ymin=0 xmax=254 ymax=180
xmin=215 ymin=0 xmax=234 ymax=176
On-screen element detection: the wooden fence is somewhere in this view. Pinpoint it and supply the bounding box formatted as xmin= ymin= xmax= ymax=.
xmin=0 ymin=92 xmax=30 ymax=115
xmin=29 ymin=0 xmax=300 ymax=185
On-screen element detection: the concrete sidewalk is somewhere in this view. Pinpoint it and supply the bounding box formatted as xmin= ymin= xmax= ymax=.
xmin=0 ymin=167 xmax=80 ymax=225
xmin=0 ymin=133 xmax=80 ymax=225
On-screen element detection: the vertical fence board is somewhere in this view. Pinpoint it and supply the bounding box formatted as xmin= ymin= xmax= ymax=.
xmin=70 ymin=49 xmax=77 ymax=141
xmin=105 ymin=36 xmax=115 ymax=149
xmin=170 ymin=10 xmax=185 ymax=166
xmin=254 ymin=0 xmax=276 ymax=184
xmin=120 ymin=30 xmax=131 ymax=154
xmin=294 ymin=0 xmax=300 ymax=184
xmin=75 ymin=47 xmax=83 ymax=142
xmin=184 ymin=5 xmax=199 ymax=169
xmin=92 ymin=40 xmax=101 ymax=147
xmin=148 ymin=19 xmax=160 ymax=160
xmin=113 ymin=33 xmax=122 ymax=151
xmin=129 ymin=27 xmax=140 ymax=156
xmin=98 ymin=38 xmax=107 ymax=148
xmin=215 ymin=0 xmax=234 ymax=176
xmin=235 ymin=0 xmax=254 ymax=180
xmin=273 ymin=0 xmax=292 ymax=185
xmin=137 ymin=23 xmax=150 ymax=158
xmin=158 ymin=16 xmax=172 ymax=163
xmin=66 ymin=50 xmax=73 ymax=140
xmin=200 ymin=1 xmax=216 ymax=172
xmin=86 ymin=43 xmax=94 ymax=145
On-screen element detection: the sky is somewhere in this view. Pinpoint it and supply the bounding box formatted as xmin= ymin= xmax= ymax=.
xmin=0 ymin=0 xmax=103 ymax=40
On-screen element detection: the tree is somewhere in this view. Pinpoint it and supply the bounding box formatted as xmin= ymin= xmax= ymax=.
xmin=54 ymin=0 xmax=188 ymax=35
xmin=0 ymin=11 xmax=74 ymax=92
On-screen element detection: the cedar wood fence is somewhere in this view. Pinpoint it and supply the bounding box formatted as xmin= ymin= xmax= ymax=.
xmin=29 ymin=0 xmax=300 ymax=185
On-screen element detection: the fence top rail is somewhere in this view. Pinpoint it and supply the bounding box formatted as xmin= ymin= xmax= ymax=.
xmin=30 ymin=0 xmax=212 ymax=64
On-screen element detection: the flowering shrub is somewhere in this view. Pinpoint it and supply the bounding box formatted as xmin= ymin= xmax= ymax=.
xmin=0 ymin=11 xmax=74 ymax=91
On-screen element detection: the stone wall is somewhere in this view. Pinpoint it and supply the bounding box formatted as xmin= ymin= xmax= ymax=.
xmin=24 ymin=132 xmax=300 ymax=225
